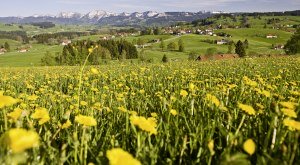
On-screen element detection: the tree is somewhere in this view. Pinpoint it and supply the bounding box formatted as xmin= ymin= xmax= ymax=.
xmin=153 ymin=27 xmax=161 ymax=35
xmin=235 ymin=40 xmax=246 ymax=57
xmin=284 ymin=28 xmax=300 ymax=55
xmin=178 ymin=39 xmax=185 ymax=52
xmin=137 ymin=38 xmax=145 ymax=48
xmin=243 ymin=39 xmax=249 ymax=49
xmin=159 ymin=38 xmax=165 ymax=51
xmin=139 ymin=49 xmax=146 ymax=62
xmin=167 ymin=42 xmax=177 ymax=51
xmin=4 ymin=42 xmax=10 ymax=52
xmin=162 ymin=54 xmax=169 ymax=63
xmin=119 ymin=49 xmax=127 ymax=61
xmin=227 ymin=42 xmax=233 ymax=54
xmin=41 ymin=51 xmax=56 ymax=66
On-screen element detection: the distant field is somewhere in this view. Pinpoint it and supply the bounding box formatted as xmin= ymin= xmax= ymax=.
xmin=0 ymin=44 xmax=62 ymax=67
xmin=0 ymin=15 xmax=297 ymax=67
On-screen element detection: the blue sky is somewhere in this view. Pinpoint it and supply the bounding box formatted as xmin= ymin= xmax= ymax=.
xmin=1 ymin=0 xmax=299 ymax=16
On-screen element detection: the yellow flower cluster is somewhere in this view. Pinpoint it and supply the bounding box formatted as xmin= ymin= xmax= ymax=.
xmin=106 ymin=148 xmax=141 ymax=165
xmin=0 ymin=94 xmax=18 ymax=108
xmin=61 ymin=120 xmax=72 ymax=129
xmin=279 ymin=101 xmax=298 ymax=118
xmin=180 ymin=90 xmax=188 ymax=97
xmin=238 ymin=103 xmax=256 ymax=115
xmin=2 ymin=128 xmax=39 ymax=153
xmin=205 ymin=93 xmax=220 ymax=107
xmin=31 ymin=107 xmax=50 ymax=125
xmin=130 ymin=115 xmax=157 ymax=135
xmin=7 ymin=108 xmax=23 ymax=121
xmin=75 ymin=115 xmax=97 ymax=127
xmin=283 ymin=118 xmax=300 ymax=131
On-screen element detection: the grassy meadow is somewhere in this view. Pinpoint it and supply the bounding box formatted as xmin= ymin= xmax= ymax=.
xmin=0 ymin=56 xmax=300 ymax=164
xmin=0 ymin=14 xmax=296 ymax=67
xmin=0 ymin=14 xmax=299 ymax=164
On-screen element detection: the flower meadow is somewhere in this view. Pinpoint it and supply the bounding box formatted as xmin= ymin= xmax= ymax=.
xmin=0 ymin=57 xmax=300 ymax=164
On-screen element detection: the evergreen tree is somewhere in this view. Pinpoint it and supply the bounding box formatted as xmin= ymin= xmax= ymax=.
xmin=284 ymin=28 xmax=300 ymax=55
xmin=4 ymin=42 xmax=10 ymax=52
xmin=227 ymin=42 xmax=233 ymax=54
xmin=159 ymin=38 xmax=165 ymax=51
xmin=243 ymin=39 xmax=249 ymax=49
xmin=235 ymin=40 xmax=246 ymax=57
xmin=162 ymin=54 xmax=169 ymax=63
xmin=120 ymin=49 xmax=127 ymax=61
xmin=153 ymin=27 xmax=161 ymax=35
xmin=167 ymin=42 xmax=177 ymax=51
xmin=178 ymin=39 xmax=185 ymax=52
xmin=41 ymin=51 xmax=56 ymax=66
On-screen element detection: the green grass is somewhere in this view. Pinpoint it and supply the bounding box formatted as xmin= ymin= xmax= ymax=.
xmin=0 ymin=44 xmax=62 ymax=67
xmin=0 ymin=17 xmax=296 ymax=67
xmin=0 ymin=57 xmax=299 ymax=164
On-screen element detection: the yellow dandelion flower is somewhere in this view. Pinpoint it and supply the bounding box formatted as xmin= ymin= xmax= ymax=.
xmin=3 ymin=128 xmax=39 ymax=153
xmin=243 ymin=139 xmax=256 ymax=155
xmin=0 ymin=95 xmax=18 ymax=108
xmin=281 ymin=108 xmax=297 ymax=118
xmin=243 ymin=76 xmax=258 ymax=87
xmin=279 ymin=102 xmax=298 ymax=110
xmin=31 ymin=107 xmax=50 ymax=125
xmin=75 ymin=115 xmax=97 ymax=127
xmin=170 ymin=109 xmax=178 ymax=116
xmin=7 ymin=108 xmax=22 ymax=121
xmin=130 ymin=116 xmax=157 ymax=135
xmin=27 ymin=95 xmax=38 ymax=101
xmin=290 ymin=91 xmax=300 ymax=96
xmin=139 ymin=89 xmax=145 ymax=94
xmin=88 ymin=47 xmax=94 ymax=54
xmin=283 ymin=118 xmax=300 ymax=131
xmin=90 ymin=67 xmax=99 ymax=74
xmin=261 ymin=90 xmax=271 ymax=98
xmin=80 ymin=101 xmax=88 ymax=106
xmin=61 ymin=120 xmax=72 ymax=129
xmin=93 ymin=102 xmax=102 ymax=111
xmin=189 ymin=83 xmax=195 ymax=91
xmin=227 ymin=84 xmax=237 ymax=89
xmin=151 ymin=113 xmax=158 ymax=118
xmin=106 ymin=148 xmax=141 ymax=165
xmin=208 ymin=140 xmax=215 ymax=156
xmin=117 ymin=106 xmax=127 ymax=112
xmin=180 ymin=90 xmax=188 ymax=97
xmin=256 ymin=103 xmax=264 ymax=110
xmin=205 ymin=94 xmax=220 ymax=107
xmin=128 ymin=111 xmax=137 ymax=116
xmin=219 ymin=106 xmax=228 ymax=111
xmin=238 ymin=103 xmax=256 ymax=115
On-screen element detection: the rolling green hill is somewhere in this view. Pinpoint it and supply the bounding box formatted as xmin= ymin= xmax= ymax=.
xmin=0 ymin=15 xmax=298 ymax=67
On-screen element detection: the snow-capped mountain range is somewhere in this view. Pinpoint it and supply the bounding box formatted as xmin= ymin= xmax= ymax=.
xmin=0 ymin=10 xmax=213 ymax=26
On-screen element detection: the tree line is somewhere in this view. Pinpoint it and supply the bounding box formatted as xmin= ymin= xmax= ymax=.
xmin=41 ymin=39 xmax=138 ymax=66
xmin=30 ymin=22 xmax=55 ymax=29
xmin=0 ymin=31 xmax=29 ymax=43
xmin=33 ymin=32 xmax=90 ymax=44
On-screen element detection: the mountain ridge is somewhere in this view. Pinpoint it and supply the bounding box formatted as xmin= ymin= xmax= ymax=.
xmin=0 ymin=10 xmax=213 ymax=26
